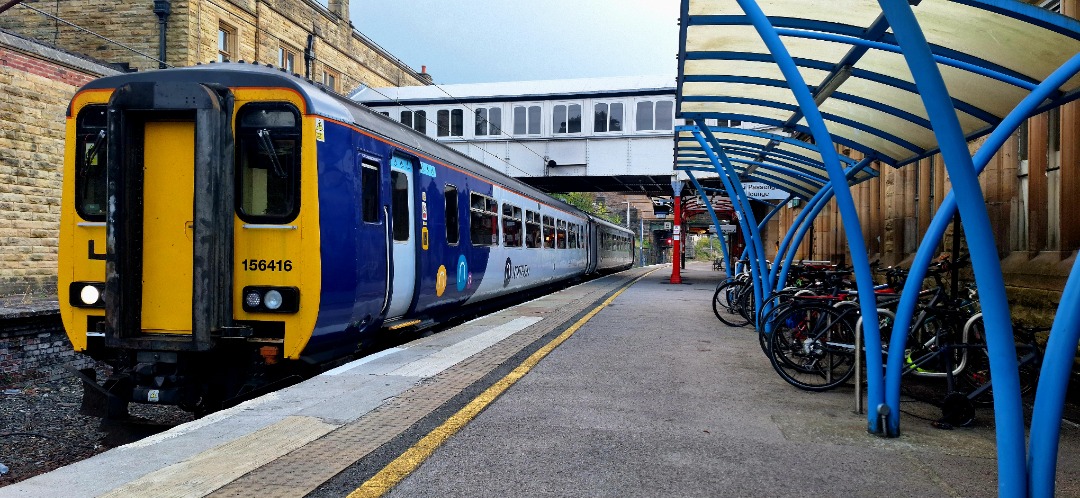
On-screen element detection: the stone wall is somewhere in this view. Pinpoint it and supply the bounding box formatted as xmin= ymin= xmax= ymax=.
xmin=0 ymin=30 xmax=119 ymax=296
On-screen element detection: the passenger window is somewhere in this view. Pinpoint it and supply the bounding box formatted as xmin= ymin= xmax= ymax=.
xmin=502 ymin=203 xmax=522 ymax=247
xmin=469 ymin=193 xmax=498 ymax=246
xmin=543 ymin=216 xmax=555 ymax=249
xmin=557 ymin=220 xmax=567 ymax=249
xmin=236 ymin=103 xmax=301 ymax=223
xmin=525 ymin=210 xmax=541 ymax=248
xmin=444 ymin=185 xmax=459 ymax=244
xmin=391 ymin=169 xmax=410 ymax=241
xmin=360 ymin=160 xmax=379 ymax=223
xmin=75 ymin=105 xmax=108 ymax=221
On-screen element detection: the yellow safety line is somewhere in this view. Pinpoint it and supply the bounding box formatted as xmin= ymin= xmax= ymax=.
xmin=349 ymin=269 xmax=657 ymax=498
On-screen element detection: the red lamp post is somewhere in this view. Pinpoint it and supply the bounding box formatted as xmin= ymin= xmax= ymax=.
xmin=671 ymin=176 xmax=684 ymax=284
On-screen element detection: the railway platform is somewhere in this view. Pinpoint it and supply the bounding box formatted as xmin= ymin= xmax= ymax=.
xmin=5 ymin=261 xmax=1080 ymax=497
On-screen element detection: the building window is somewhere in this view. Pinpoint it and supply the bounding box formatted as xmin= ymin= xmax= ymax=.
xmin=322 ymin=68 xmax=339 ymax=92
xmin=513 ymin=105 xmax=541 ymax=135
xmin=218 ymin=23 xmax=235 ymax=63
xmin=553 ymin=103 xmax=582 ymax=134
xmin=594 ymin=102 xmax=623 ymax=133
xmin=475 ymin=107 xmax=502 ymax=136
xmin=636 ymin=100 xmax=674 ymax=131
xmin=400 ymin=110 xmax=427 ymax=134
xmin=437 ymin=109 xmax=464 ymax=137
xmin=278 ymin=47 xmax=297 ymax=73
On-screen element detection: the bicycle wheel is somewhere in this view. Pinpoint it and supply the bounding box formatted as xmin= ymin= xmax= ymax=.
xmin=713 ymin=280 xmax=751 ymax=327
xmin=767 ymin=304 xmax=857 ymax=391
xmin=958 ymin=315 xmax=1038 ymax=404
xmin=906 ymin=311 xmax=963 ymax=376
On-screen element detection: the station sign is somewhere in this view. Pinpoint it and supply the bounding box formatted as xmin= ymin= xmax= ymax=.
xmin=743 ymin=182 xmax=789 ymax=200
xmin=719 ymin=224 xmax=737 ymax=234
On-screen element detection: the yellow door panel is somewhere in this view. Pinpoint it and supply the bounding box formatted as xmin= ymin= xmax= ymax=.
xmin=141 ymin=121 xmax=195 ymax=333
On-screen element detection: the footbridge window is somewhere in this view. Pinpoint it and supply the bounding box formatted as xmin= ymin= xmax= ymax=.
xmin=636 ymin=100 xmax=674 ymax=131
xmin=513 ymin=104 xmax=541 ymax=136
xmin=553 ymin=103 xmax=582 ymax=134
xmin=475 ymin=107 xmax=502 ymax=136
xmin=594 ymin=102 xmax=624 ymax=133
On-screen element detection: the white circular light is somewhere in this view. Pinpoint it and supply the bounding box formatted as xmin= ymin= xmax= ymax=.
xmin=244 ymin=291 xmax=262 ymax=308
xmin=264 ymin=290 xmax=283 ymax=310
xmin=80 ymin=285 xmax=100 ymax=305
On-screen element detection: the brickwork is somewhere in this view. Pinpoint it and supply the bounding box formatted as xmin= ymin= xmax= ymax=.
xmin=0 ymin=315 xmax=94 ymax=383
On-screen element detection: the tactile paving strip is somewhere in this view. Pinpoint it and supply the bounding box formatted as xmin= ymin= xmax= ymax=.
xmin=208 ymin=270 xmax=647 ymax=498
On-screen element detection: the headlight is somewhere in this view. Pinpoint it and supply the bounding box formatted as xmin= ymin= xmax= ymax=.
xmin=244 ymin=290 xmax=262 ymax=308
xmin=69 ymin=282 xmax=104 ymax=308
xmin=264 ymin=290 xmax=283 ymax=310
xmin=241 ymin=286 xmax=299 ymax=313
xmin=80 ymin=285 xmax=101 ymax=305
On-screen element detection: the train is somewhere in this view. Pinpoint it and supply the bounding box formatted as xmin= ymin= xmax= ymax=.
xmin=58 ymin=62 xmax=635 ymax=416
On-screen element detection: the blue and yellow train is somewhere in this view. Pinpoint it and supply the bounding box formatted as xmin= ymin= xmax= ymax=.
xmin=58 ymin=63 xmax=634 ymax=414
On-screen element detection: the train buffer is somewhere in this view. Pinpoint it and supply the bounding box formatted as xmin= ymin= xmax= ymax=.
xmin=7 ymin=261 xmax=1080 ymax=497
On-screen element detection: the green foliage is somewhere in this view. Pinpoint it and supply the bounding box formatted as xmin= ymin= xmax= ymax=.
xmin=553 ymin=192 xmax=621 ymax=224
xmin=693 ymin=234 xmax=723 ymax=261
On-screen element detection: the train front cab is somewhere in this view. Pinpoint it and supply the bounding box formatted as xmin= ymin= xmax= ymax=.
xmin=59 ymin=80 xmax=324 ymax=412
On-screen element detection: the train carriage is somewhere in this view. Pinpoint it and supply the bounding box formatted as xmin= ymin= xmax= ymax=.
xmin=59 ymin=62 xmax=633 ymax=414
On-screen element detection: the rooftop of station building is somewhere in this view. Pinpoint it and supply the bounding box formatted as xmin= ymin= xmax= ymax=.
xmin=351 ymin=74 xmax=676 ymax=104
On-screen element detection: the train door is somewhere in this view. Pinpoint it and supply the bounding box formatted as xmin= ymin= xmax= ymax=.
xmin=141 ymin=121 xmax=195 ymax=333
xmin=105 ymin=82 xmax=233 ymax=346
xmin=386 ymin=154 xmax=416 ymax=318
xmin=356 ymin=155 xmax=389 ymax=326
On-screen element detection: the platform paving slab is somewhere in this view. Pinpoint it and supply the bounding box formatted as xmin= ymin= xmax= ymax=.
xmin=378 ymin=261 xmax=1080 ymax=498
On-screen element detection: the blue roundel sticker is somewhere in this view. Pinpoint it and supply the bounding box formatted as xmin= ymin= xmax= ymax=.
xmin=456 ymin=255 xmax=468 ymax=292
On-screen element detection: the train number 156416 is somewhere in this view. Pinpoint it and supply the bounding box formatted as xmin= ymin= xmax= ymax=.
xmin=241 ymin=259 xmax=293 ymax=272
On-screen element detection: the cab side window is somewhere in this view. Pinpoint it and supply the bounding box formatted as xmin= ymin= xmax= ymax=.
xmin=75 ymin=105 xmax=108 ymax=220
xmin=236 ymin=103 xmax=301 ymax=223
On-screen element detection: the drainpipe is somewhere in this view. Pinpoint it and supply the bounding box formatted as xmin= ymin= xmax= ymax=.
xmin=153 ymin=0 xmax=170 ymax=69
xmin=0 ymin=0 xmax=26 ymax=15
xmin=304 ymin=34 xmax=315 ymax=79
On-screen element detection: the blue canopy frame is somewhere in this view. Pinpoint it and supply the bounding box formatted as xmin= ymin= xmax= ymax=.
xmin=675 ymin=1 xmax=1080 ymax=495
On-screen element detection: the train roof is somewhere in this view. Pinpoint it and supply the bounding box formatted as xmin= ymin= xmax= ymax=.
xmin=71 ymin=63 xmax=586 ymax=218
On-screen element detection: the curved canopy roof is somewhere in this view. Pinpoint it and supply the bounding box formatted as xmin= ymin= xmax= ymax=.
xmin=675 ymin=0 xmax=1080 ymax=199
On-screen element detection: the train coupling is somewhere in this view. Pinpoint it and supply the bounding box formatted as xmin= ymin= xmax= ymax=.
xmin=67 ymin=366 xmax=129 ymax=419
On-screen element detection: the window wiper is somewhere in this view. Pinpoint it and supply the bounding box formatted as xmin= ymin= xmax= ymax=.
xmin=81 ymin=130 xmax=106 ymax=176
xmin=256 ymin=129 xmax=287 ymax=178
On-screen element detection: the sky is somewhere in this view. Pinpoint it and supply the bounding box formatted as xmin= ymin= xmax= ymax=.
xmin=350 ymin=1 xmax=680 ymax=85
